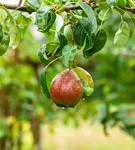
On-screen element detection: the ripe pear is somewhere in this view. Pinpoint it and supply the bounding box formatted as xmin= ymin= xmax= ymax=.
xmin=50 ymin=69 xmax=83 ymax=108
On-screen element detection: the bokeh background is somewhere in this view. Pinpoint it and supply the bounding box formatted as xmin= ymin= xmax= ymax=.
xmin=0 ymin=0 xmax=135 ymax=150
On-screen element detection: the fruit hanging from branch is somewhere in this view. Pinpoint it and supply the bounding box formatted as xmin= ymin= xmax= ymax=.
xmin=49 ymin=67 xmax=94 ymax=108
xmin=40 ymin=61 xmax=94 ymax=108
xmin=50 ymin=69 xmax=83 ymax=108
xmin=0 ymin=0 xmax=134 ymax=109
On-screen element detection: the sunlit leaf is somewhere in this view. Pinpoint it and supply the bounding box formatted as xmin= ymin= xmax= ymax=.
xmin=9 ymin=32 xmax=21 ymax=49
xmin=46 ymin=41 xmax=59 ymax=56
xmin=0 ymin=9 xmax=7 ymax=24
xmin=74 ymin=67 xmax=94 ymax=97
xmin=117 ymin=0 xmax=127 ymax=6
xmin=114 ymin=21 xmax=130 ymax=47
xmin=106 ymin=0 xmax=117 ymax=8
xmin=43 ymin=0 xmax=55 ymax=5
xmin=24 ymin=0 xmax=42 ymax=11
xmin=14 ymin=12 xmax=32 ymax=37
xmin=2 ymin=7 xmax=21 ymax=49
xmin=45 ymin=22 xmax=56 ymax=41
xmin=98 ymin=8 xmax=112 ymax=21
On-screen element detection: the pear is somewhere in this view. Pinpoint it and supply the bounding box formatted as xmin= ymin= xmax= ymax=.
xmin=50 ymin=69 xmax=83 ymax=108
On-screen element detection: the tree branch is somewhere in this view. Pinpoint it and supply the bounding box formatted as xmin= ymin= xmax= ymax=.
xmin=0 ymin=3 xmax=98 ymax=13
xmin=64 ymin=3 xmax=98 ymax=12
xmin=119 ymin=6 xmax=135 ymax=14
xmin=65 ymin=5 xmax=81 ymax=12
xmin=0 ymin=3 xmax=31 ymax=13
xmin=0 ymin=2 xmax=135 ymax=14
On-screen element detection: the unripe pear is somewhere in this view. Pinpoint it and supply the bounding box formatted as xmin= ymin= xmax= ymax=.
xmin=64 ymin=24 xmax=72 ymax=44
xmin=50 ymin=69 xmax=83 ymax=108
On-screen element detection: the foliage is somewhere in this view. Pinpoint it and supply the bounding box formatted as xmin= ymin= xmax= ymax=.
xmin=0 ymin=0 xmax=135 ymax=149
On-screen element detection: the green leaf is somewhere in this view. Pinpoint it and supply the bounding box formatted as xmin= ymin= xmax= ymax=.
xmin=74 ymin=18 xmax=92 ymax=46
xmin=2 ymin=7 xmax=21 ymax=49
xmin=114 ymin=21 xmax=130 ymax=47
xmin=14 ymin=12 xmax=31 ymax=29
xmin=43 ymin=0 xmax=55 ymax=5
xmin=35 ymin=6 xmax=56 ymax=33
xmin=128 ymin=0 xmax=135 ymax=7
xmin=107 ymin=0 xmax=126 ymax=8
xmin=38 ymin=44 xmax=50 ymax=64
xmin=40 ymin=67 xmax=50 ymax=98
xmin=0 ymin=24 xmax=3 ymax=43
xmin=58 ymin=32 xmax=68 ymax=49
xmin=45 ymin=21 xmax=56 ymax=41
xmin=98 ymin=8 xmax=112 ymax=21
xmin=0 ymin=9 xmax=7 ymax=24
xmin=62 ymin=45 xmax=76 ymax=67
xmin=117 ymin=0 xmax=127 ymax=7
xmin=46 ymin=41 xmax=60 ymax=56
xmin=106 ymin=0 xmax=117 ymax=8
xmin=121 ymin=125 xmax=135 ymax=138
xmin=78 ymin=2 xmax=97 ymax=33
xmin=2 ymin=7 xmax=16 ymax=28
xmin=81 ymin=79 xmax=94 ymax=97
xmin=59 ymin=25 xmax=65 ymax=33
xmin=38 ymin=41 xmax=59 ymax=63
xmin=83 ymin=33 xmax=94 ymax=50
xmin=0 ymin=32 xmax=10 ymax=56
xmin=24 ymin=0 xmax=42 ymax=11
xmin=92 ymin=29 xmax=107 ymax=53
xmin=73 ymin=67 xmax=94 ymax=97
xmin=86 ymin=29 xmax=107 ymax=56
xmin=14 ymin=12 xmax=32 ymax=37
xmin=56 ymin=32 xmax=68 ymax=56
xmin=83 ymin=29 xmax=107 ymax=58
xmin=9 ymin=32 xmax=21 ymax=49
xmin=57 ymin=0 xmax=63 ymax=5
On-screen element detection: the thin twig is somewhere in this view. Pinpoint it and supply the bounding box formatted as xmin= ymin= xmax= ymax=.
xmin=0 ymin=3 xmax=32 ymax=13
xmin=119 ymin=6 xmax=135 ymax=13
xmin=65 ymin=5 xmax=81 ymax=12
xmin=18 ymin=0 xmax=23 ymax=7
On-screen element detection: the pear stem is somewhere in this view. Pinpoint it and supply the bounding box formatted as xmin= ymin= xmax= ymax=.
xmin=46 ymin=56 xmax=62 ymax=68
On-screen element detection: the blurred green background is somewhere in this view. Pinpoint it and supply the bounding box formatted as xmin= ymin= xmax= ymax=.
xmin=0 ymin=11 xmax=135 ymax=150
